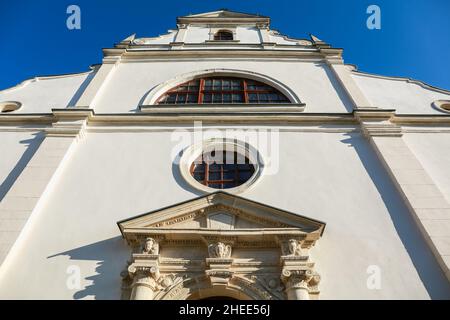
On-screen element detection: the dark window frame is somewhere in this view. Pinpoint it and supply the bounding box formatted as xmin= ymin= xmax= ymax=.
xmin=214 ymin=30 xmax=234 ymax=41
xmin=157 ymin=77 xmax=290 ymax=105
xmin=189 ymin=151 xmax=255 ymax=189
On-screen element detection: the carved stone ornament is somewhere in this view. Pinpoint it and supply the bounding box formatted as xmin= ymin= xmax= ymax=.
xmin=142 ymin=237 xmax=159 ymax=255
xmin=286 ymin=239 xmax=303 ymax=256
xmin=208 ymin=242 xmax=232 ymax=258
xmin=281 ymin=269 xmax=321 ymax=293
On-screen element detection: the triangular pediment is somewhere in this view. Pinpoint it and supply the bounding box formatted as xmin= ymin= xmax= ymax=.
xmin=182 ymin=10 xmax=267 ymax=19
xmin=177 ymin=10 xmax=270 ymax=26
xmin=118 ymin=192 xmax=325 ymax=242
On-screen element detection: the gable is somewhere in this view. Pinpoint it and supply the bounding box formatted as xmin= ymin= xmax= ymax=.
xmin=182 ymin=10 xmax=267 ymax=19
xmin=177 ymin=10 xmax=270 ymax=26
xmin=118 ymin=192 xmax=325 ymax=240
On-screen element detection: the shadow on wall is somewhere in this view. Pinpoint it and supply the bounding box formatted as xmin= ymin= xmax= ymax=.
xmin=66 ymin=71 xmax=97 ymax=107
xmin=0 ymin=132 xmax=44 ymax=202
xmin=48 ymin=236 xmax=129 ymax=300
xmin=341 ymin=133 xmax=450 ymax=299
xmin=171 ymin=150 xmax=205 ymax=197
xmin=314 ymin=62 xmax=355 ymax=113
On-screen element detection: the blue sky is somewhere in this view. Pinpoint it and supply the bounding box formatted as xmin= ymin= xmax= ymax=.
xmin=0 ymin=0 xmax=449 ymax=91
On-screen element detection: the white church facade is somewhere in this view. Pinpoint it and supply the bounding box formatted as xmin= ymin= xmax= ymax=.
xmin=0 ymin=10 xmax=450 ymax=300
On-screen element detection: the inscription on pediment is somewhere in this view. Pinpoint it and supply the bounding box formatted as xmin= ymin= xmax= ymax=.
xmin=147 ymin=205 xmax=291 ymax=230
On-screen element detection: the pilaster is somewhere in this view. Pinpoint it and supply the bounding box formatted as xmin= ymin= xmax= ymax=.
xmin=0 ymin=109 xmax=92 ymax=266
xmin=173 ymin=24 xmax=187 ymax=43
xmin=326 ymin=58 xmax=375 ymax=110
xmin=355 ymin=110 xmax=450 ymax=281
xmin=74 ymin=61 xmax=118 ymax=109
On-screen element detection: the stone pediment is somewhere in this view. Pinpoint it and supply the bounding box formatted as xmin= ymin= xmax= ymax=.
xmin=118 ymin=192 xmax=325 ymax=244
xmin=182 ymin=10 xmax=267 ymax=19
xmin=119 ymin=192 xmax=326 ymax=300
xmin=177 ymin=10 xmax=270 ymax=26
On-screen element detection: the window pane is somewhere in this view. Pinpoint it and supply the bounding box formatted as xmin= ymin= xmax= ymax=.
xmin=259 ymin=93 xmax=268 ymax=102
xmin=203 ymin=94 xmax=212 ymax=103
xmin=208 ymin=171 xmax=221 ymax=180
xmin=232 ymin=94 xmax=243 ymax=103
xmin=187 ymin=94 xmax=198 ymax=103
xmin=214 ymin=31 xmax=233 ymax=41
xmin=209 ymin=163 xmax=221 ymax=170
xmin=166 ymin=94 xmax=176 ymax=103
xmin=223 ymin=79 xmax=230 ymax=90
xmin=237 ymin=164 xmax=253 ymax=170
xmin=213 ymin=94 xmax=222 ymax=103
xmin=257 ymin=84 xmax=268 ymax=90
xmin=188 ymin=84 xmax=199 ymax=92
xmin=224 ymin=164 xmax=235 ymax=170
xmin=213 ymin=79 xmax=222 ymax=90
xmin=239 ymin=171 xmax=253 ymax=181
xmin=193 ymin=172 xmax=204 ymax=181
xmin=269 ymin=93 xmax=279 ymax=101
xmin=223 ymin=94 xmax=231 ymax=103
xmin=232 ymin=80 xmax=242 ymax=89
xmin=223 ymin=170 xmax=235 ymax=180
xmin=191 ymin=152 xmax=255 ymax=189
xmin=248 ymin=93 xmax=258 ymax=102
xmin=176 ymin=94 xmax=186 ymax=103
xmin=193 ymin=163 xmax=205 ymax=171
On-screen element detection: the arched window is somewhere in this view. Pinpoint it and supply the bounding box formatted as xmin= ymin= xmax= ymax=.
xmin=157 ymin=77 xmax=290 ymax=104
xmin=214 ymin=30 xmax=234 ymax=41
xmin=190 ymin=151 xmax=255 ymax=189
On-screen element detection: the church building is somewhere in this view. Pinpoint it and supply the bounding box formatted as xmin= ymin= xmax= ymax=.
xmin=1 ymin=10 xmax=450 ymax=300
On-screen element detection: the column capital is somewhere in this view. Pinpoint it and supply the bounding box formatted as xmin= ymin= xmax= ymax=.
xmin=281 ymin=269 xmax=321 ymax=294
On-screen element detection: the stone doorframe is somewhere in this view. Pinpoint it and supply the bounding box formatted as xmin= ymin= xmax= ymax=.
xmin=118 ymin=192 xmax=325 ymax=300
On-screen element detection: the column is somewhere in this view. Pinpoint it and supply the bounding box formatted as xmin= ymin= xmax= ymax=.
xmin=130 ymin=270 xmax=157 ymax=300
xmin=282 ymin=271 xmax=310 ymax=300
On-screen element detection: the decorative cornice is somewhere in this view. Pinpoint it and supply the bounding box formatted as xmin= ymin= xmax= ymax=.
xmin=140 ymin=103 xmax=306 ymax=114
xmin=44 ymin=108 xmax=94 ymax=137
xmin=2 ymin=111 xmax=449 ymax=128
xmin=354 ymin=109 xmax=403 ymax=137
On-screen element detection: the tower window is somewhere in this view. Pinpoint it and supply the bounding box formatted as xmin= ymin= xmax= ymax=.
xmin=157 ymin=77 xmax=290 ymax=105
xmin=214 ymin=30 xmax=234 ymax=41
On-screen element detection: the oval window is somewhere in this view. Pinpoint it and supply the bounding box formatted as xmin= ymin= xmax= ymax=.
xmin=190 ymin=150 xmax=256 ymax=190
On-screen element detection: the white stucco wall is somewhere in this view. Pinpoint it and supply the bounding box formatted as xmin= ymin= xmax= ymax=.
xmin=352 ymin=72 xmax=450 ymax=115
xmin=92 ymin=60 xmax=354 ymax=113
xmin=0 ymin=129 xmax=447 ymax=299
xmin=184 ymin=26 xmax=210 ymax=43
xmin=0 ymin=72 xmax=93 ymax=114
xmin=0 ymin=131 xmax=44 ymax=202
xmin=235 ymin=27 xmax=261 ymax=43
xmin=403 ymin=132 xmax=450 ymax=204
